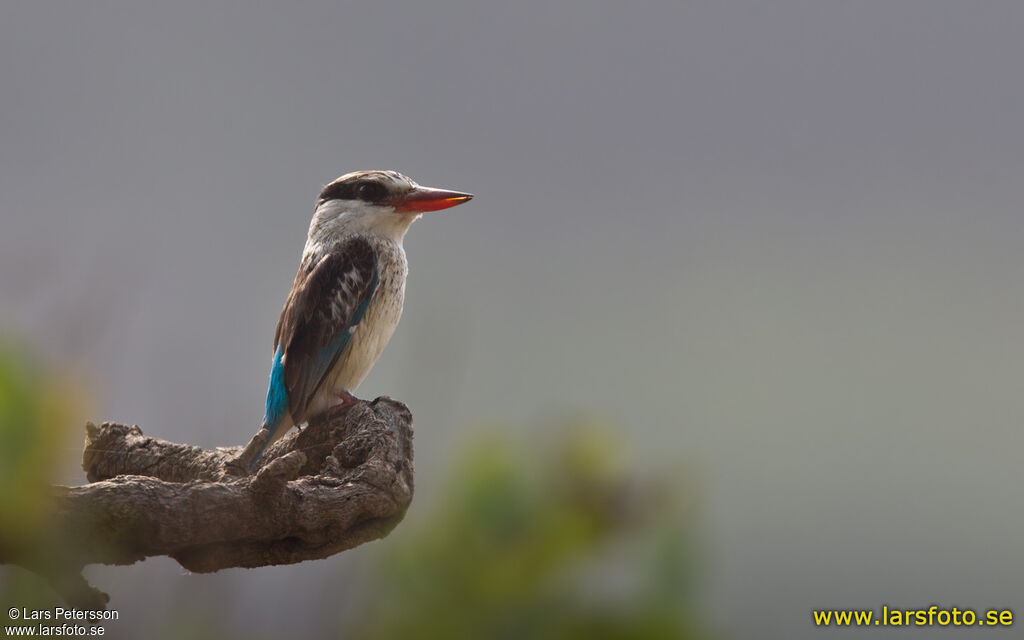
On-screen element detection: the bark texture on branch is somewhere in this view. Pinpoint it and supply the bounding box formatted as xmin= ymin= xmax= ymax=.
xmin=10 ymin=397 xmax=414 ymax=608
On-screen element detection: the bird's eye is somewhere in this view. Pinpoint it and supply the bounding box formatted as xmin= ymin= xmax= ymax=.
xmin=357 ymin=182 xmax=386 ymax=202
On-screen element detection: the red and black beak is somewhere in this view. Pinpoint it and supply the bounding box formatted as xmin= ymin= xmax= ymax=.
xmin=392 ymin=185 xmax=474 ymax=213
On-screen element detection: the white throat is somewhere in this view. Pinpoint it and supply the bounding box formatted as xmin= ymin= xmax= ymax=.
xmin=306 ymin=200 xmax=420 ymax=252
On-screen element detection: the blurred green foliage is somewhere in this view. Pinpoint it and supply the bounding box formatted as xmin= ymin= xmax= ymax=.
xmin=0 ymin=343 xmax=78 ymax=551
xmin=346 ymin=425 xmax=714 ymax=640
xmin=0 ymin=342 xmax=83 ymax=605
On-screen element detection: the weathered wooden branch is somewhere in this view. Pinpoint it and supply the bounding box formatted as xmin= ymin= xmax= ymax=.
xmin=6 ymin=398 xmax=414 ymax=608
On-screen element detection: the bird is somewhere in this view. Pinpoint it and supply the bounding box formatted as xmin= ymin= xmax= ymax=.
xmin=249 ymin=170 xmax=472 ymax=469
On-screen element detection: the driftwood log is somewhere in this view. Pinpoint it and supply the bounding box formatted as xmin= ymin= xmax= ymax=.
xmin=7 ymin=398 xmax=414 ymax=609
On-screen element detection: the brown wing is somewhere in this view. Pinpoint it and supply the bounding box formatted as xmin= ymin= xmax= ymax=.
xmin=272 ymin=236 xmax=378 ymax=422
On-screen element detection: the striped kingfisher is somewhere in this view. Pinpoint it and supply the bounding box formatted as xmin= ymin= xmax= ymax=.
xmin=251 ymin=170 xmax=472 ymax=469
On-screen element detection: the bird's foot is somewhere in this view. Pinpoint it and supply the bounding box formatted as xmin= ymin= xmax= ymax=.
xmin=327 ymin=390 xmax=362 ymax=418
xmin=336 ymin=390 xmax=361 ymax=406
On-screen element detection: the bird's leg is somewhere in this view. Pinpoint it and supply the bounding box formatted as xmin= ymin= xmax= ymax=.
xmin=336 ymin=390 xmax=361 ymax=406
xmin=327 ymin=390 xmax=362 ymax=419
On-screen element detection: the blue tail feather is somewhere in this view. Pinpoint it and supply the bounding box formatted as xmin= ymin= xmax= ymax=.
xmin=251 ymin=346 xmax=288 ymax=471
xmin=264 ymin=346 xmax=288 ymax=430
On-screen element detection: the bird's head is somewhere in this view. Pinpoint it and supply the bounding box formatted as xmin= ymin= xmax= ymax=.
xmin=310 ymin=170 xmax=472 ymax=241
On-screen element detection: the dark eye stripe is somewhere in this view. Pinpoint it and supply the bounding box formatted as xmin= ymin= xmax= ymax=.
xmin=318 ymin=179 xmax=389 ymax=204
xmin=357 ymin=182 xmax=387 ymax=202
xmin=318 ymin=181 xmax=357 ymax=202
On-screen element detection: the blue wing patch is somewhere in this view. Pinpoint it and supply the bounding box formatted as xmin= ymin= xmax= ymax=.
xmin=305 ymin=267 xmax=379 ymax=395
xmin=263 ymin=345 xmax=289 ymax=433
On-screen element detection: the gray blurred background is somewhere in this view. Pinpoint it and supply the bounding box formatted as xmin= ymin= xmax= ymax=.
xmin=2 ymin=1 xmax=1022 ymax=638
